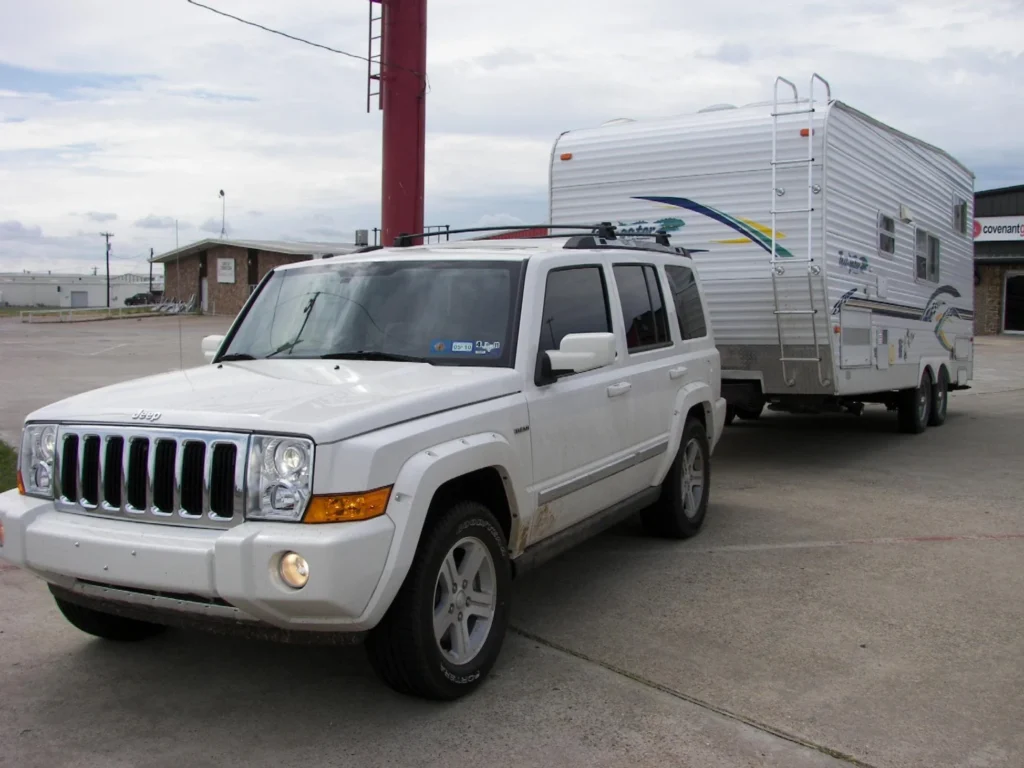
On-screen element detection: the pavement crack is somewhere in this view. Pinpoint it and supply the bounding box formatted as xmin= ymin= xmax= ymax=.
xmin=511 ymin=625 xmax=879 ymax=768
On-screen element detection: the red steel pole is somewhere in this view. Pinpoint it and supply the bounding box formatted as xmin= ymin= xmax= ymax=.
xmin=380 ymin=0 xmax=427 ymax=246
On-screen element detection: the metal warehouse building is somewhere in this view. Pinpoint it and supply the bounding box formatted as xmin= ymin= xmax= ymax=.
xmin=0 ymin=272 xmax=162 ymax=309
xmin=974 ymin=185 xmax=1024 ymax=335
xmin=152 ymin=238 xmax=360 ymax=317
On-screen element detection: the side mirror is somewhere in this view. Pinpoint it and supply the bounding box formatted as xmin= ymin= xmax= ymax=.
xmin=202 ymin=334 xmax=225 ymax=362
xmin=545 ymin=332 xmax=616 ymax=376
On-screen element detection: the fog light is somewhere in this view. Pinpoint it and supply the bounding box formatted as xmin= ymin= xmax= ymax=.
xmin=279 ymin=552 xmax=309 ymax=589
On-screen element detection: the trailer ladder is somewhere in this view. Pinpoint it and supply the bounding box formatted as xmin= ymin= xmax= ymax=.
xmin=770 ymin=73 xmax=832 ymax=388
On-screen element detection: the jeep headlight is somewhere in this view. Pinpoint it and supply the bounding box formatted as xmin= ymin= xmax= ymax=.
xmin=246 ymin=436 xmax=314 ymax=521
xmin=20 ymin=424 xmax=58 ymax=499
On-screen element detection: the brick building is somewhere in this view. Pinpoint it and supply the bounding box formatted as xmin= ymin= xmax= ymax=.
xmin=153 ymin=238 xmax=359 ymax=317
xmin=973 ymin=185 xmax=1024 ymax=335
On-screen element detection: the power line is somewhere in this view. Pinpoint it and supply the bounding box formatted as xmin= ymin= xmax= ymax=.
xmin=185 ymin=0 xmax=427 ymax=84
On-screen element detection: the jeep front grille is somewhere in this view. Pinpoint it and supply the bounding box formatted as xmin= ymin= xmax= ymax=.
xmin=53 ymin=426 xmax=249 ymax=528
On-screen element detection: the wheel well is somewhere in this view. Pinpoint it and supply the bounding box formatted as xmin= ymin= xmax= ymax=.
xmin=426 ymin=467 xmax=514 ymax=544
xmin=687 ymin=403 xmax=707 ymax=430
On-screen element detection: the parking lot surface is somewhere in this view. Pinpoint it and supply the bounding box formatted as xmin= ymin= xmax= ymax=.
xmin=1 ymin=318 xmax=1022 ymax=768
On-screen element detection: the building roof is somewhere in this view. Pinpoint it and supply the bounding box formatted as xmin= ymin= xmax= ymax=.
xmin=976 ymin=184 xmax=1024 ymax=198
xmin=150 ymin=237 xmax=361 ymax=264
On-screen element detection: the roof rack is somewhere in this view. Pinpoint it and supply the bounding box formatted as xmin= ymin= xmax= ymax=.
xmin=392 ymin=223 xmax=689 ymax=256
xmin=393 ymin=224 xmax=615 ymax=247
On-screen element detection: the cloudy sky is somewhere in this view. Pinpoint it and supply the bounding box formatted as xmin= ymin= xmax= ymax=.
xmin=1 ymin=0 xmax=1022 ymax=275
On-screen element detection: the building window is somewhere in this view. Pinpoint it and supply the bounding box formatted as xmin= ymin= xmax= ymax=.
xmin=952 ymin=197 xmax=969 ymax=236
xmin=915 ymin=229 xmax=940 ymax=283
xmin=877 ymin=213 xmax=896 ymax=256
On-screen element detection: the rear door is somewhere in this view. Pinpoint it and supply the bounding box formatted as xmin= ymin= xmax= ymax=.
xmin=607 ymin=259 xmax=688 ymax=477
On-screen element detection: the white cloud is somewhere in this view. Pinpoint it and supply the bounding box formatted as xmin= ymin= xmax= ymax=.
xmin=0 ymin=0 xmax=1022 ymax=271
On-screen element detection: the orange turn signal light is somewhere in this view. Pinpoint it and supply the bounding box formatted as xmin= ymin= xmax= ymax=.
xmin=560 ymin=152 xmax=573 ymax=161
xmin=303 ymin=486 xmax=393 ymax=524
xmin=16 ymin=469 xmax=26 ymax=496
xmin=800 ymin=128 xmax=814 ymax=137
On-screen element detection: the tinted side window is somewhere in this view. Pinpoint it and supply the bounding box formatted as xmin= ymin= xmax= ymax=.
xmin=538 ymin=266 xmax=611 ymax=355
xmin=664 ymin=265 xmax=708 ymax=340
xmin=613 ymin=264 xmax=670 ymax=352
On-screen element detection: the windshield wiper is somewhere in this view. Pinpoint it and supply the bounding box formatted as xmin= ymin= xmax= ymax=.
xmin=320 ymin=351 xmax=431 ymax=364
xmin=217 ymin=353 xmax=256 ymax=362
xmin=267 ymin=291 xmax=320 ymax=358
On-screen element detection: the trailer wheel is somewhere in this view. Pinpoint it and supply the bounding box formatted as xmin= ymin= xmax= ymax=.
xmin=735 ymin=405 xmax=763 ymax=420
xmin=928 ymin=367 xmax=949 ymax=427
xmin=897 ymin=372 xmax=932 ymax=434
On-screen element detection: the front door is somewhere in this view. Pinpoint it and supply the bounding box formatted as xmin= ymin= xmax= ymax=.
xmin=1005 ymin=274 xmax=1024 ymax=333
xmin=524 ymin=260 xmax=636 ymax=545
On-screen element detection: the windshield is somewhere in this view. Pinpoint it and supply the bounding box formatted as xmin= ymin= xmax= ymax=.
xmin=220 ymin=259 xmax=524 ymax=367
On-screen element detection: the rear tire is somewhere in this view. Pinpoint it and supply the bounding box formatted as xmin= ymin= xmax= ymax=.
xmin=52 ymin=595 xmax=166 ymax=642
xmin=366 ymin=501 xmax=511 ymax=700
xmin=641 ymin=418 xmax=711 ymax=539
xmin=898 ymin=372 xmax=932 ymax=434
xmin=928 ymin=367 xmax=949 ymax=427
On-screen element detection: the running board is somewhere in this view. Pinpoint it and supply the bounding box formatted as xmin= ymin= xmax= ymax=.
xmin=512 ymin=486 xmax=662 ymax=576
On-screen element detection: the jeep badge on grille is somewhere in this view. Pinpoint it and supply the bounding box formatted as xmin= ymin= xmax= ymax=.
xmin=131 ymin=410 xmax=162 ymax=422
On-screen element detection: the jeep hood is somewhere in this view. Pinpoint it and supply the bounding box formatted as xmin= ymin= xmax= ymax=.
xmin=27 ymin=360 xmax=523 ymax=443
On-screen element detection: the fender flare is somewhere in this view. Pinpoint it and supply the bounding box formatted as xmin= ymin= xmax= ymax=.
xmin=651 ymin=382 xmax=715 ymax=487
xmin=918 ymin=357 xmax=950 ymax=387
xmin=356 ymin=432 xmax=528 ymax=628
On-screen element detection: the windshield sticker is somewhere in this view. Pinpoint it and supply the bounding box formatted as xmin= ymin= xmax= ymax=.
xmin=430 ymin=340 xmax=476 ymax=355
xmin=474 ymin=341 xmax=502 ymax=357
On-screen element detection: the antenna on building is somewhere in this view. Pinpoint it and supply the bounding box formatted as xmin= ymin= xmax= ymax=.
xmin=219 ymin=190 xmax=226 ymax=238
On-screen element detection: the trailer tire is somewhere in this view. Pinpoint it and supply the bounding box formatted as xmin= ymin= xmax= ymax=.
xmin=898 ymin=372 xmax=932 ymax=434
xmin=735 ymin=405 xmax=762 ymax=420
xmin=928 ymin=367 xmax=949 ymax=427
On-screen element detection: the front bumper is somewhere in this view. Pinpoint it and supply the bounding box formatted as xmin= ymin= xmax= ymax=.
xmin=0 ymin=489 xmax=395 ymax=633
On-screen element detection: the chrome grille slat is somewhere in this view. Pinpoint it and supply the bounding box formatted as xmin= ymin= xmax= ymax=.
xmin=201 ymin=443 xmax=214 ymax=519
xmin=54 ymin=426 xmax=250 ymax=529
xmin=97 ymin=435 xmax=108 ymax=509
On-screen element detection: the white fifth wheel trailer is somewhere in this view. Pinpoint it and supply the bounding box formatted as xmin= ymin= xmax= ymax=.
xmin=549 ymin=74 xmax=975 ymax=433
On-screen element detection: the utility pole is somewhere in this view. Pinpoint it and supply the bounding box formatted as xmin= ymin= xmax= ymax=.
xmin=100 ymin=232 xmax=114 ymax=307
xmin=148 ymin=247 xmax=154 ymax=294
xmin=377 ymin=0 xmax=427 ymax=246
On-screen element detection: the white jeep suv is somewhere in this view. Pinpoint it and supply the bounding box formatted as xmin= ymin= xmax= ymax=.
xmin=0 ymin=227 xmax=726 ymax=700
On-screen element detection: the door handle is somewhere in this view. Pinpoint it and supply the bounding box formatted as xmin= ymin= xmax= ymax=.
xmin=607 ymin=382 xmax=631 ymax=397
xmin=669 ymin=366 xmax=688 ymax=380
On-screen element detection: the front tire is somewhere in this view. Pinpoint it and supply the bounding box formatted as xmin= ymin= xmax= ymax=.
xmin=928 ymin=367 xmax=949 ymax=427
xmin=898 ymin=372 xmax=932 ymax=434
xmin=641 ymin=418 xmax=711 ymax=539
xmin=366 ymin=501 xmax=511 ymax=700
xmin=52 ymin=594 xmax=166 ymax=642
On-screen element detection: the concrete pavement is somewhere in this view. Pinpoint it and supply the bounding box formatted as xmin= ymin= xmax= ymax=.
xmin=1 ymin=317 xmax=1022 ymax=767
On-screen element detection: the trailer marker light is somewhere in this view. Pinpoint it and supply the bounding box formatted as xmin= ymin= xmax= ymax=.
xmin=800 ymin=128 xmax=814 ymax=137
xmin=560 ymin=153 xmax=573 ymax=161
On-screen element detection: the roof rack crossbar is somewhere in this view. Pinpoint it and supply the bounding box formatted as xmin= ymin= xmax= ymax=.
xmin=392 ymin=223 xmax=618 ymax=247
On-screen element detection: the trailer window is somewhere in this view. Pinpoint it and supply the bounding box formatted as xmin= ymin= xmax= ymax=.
xmin=877 ymin=214 xmax=896 ymax=256
xmin=538 ymin=265 xmax=612 ymax=357
xmin=664 ymin=265 xmax=708 ymax=340
xmin=915 ymin=229 xmax=940 ymax=283
xmin=613 ymin=264 xmax=671 ymax=352
xmin=953 ymin=197 xmax=969 ymax=236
